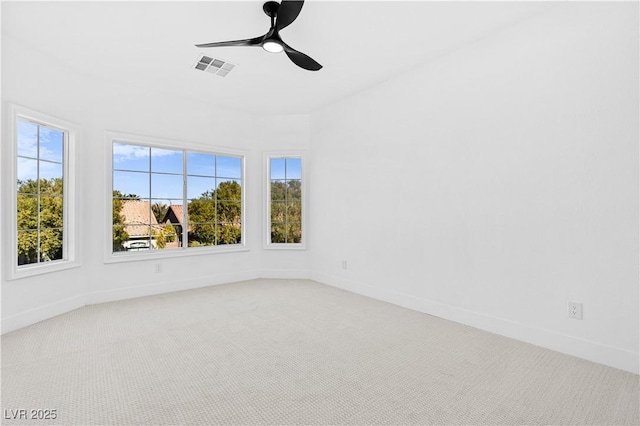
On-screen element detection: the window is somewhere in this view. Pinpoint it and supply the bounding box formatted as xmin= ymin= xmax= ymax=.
xmin=266 ymin=155 xmax=306 ymax=248
xmin=111 ymin=140 xmax=243 ymax=255
xmin=10 ymin=105 xmax=78 ymax=278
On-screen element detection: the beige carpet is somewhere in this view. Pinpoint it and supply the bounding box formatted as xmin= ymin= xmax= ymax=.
xmin=1 ymin=279 xmax=638 ymax=425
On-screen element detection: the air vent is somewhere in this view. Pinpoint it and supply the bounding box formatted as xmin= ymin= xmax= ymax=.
xmin=194 ymin=55 xmax=236 ymax=77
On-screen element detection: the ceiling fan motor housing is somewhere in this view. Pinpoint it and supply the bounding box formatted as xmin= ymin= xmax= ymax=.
xmin=263 ymin=1 xmax=280 ymax=18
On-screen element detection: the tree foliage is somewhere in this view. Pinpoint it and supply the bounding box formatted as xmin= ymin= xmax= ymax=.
xmin=270 ymin=180 xmax=302 ymax=243
xmin=17 ymin=178 xmax=64 ymax=264
xmin=153 ymin=224 xmax=177 ymax=249
xmin=188 ymin=181 xmax=242 ymax=246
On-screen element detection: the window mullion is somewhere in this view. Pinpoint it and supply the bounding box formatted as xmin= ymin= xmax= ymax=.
xmin=36 ymin=125 xmax=41 ymax=263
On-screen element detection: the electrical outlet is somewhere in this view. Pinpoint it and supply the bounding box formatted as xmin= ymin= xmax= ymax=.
xmin=341 ymin=260 xmax=347 ymax=270
xmin=155 ymin=263 xmax=162 ymax=274
xmin=568 ymin=301 xmax=583 ymax=320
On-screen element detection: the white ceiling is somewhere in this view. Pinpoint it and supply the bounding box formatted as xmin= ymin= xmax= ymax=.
xmin=2 ymin=1 xmax=556 ymax=115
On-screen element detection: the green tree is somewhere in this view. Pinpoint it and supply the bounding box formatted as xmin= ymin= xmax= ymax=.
xmin=112 ymin=190 xmax=139 ymax=251
xmin=154 ymin=227 xmax=167 ymax=249
xmin=270 ymin=180 xmax=302 ymax=243
xmin=188 ymin=181 xmax=242 ymax=246
xmin=17 ymin=178 xmax=64 ymax=264
xmin=153 ymin=224 xmax=177 ymax=249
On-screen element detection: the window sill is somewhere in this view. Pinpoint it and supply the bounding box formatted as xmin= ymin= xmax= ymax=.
xmin=8 ymin=260 xmax=81 ymax=281
xmin=104 ymin=245 xmax=250 ymax=264
xmin=263 ymin=243 xmax=307 ymax=251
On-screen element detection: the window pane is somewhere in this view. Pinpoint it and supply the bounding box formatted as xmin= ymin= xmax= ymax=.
xmin=17 ymin=120 xmax=38 ymax=158
xmin=217 ymin=201 xmax=241 ymax=223
xmin=156 ymin=223 xmax=181 ymax=249
xmin=271 ymin=223 xmax=286 ymax=244
xmin=17 ymin=157 xmax=38 ymax=184
xmin=151 ymin=148 xmax=183 ymax=174
xmin=285 ymin=158 xmax=302 ymax=179
xmin=188 ymin=198 xmax=216 ymax=223
xmin=217 ymin=156 xmax=242 ymax=179
xmin=17 ymin=230 xmax=38 ymax=265
xmin=151 ymin=200 xmax=182 ymax=224
xmin=123 ymin=225 xmax=151 ymax=251
xmin=271 ymin=180 xmax=286 ymax=201
xmin=188 ymin=176 xmax=215 ymax=199
xmin=151 ymin=173 xmax=183 ymax=199
xmin=216 ymin=179 xmax=241 ymax=201
xmin=39 ymin=127 xmax=64 ymax=163
xmin=113 ymin=225 xmax=128 ymax=252
xmin=39 ymin=228 xmax=63 ymax=261
xmin=40 ymin=195 xmax=64 ymax=229
xmin=40 ymin=175 xmax=63 ymax=195
xmin=113 ymin=171 xmax=149 ymax=198
xmin=270 ymin=158 xmax=286 ymax=180
xmin=286 ymin=201 xmax=302 ymax=222
xmin=113 ymin=143 xmax=149 ymax=172
xmin=286 ymin=180 xmax=302 ymax=201
xmin=187 ymin=152 xmax=215 ymax=176
xmin=288 ymin=223 xmax=302 ymax=243
xmin=218 ymin=223 xmax=241 ymax=245
xmin=271 ymin=201 xmax=286 ymax=223
xmin=188 ymin=223 xmax=216 ymax=247
xmin=39 ymin=161 xmax=63 ymax=184
xmin=17 ymin=194 xmax=38 ymax=231
xmin=121 ymin=200 xmax=152 ymax=227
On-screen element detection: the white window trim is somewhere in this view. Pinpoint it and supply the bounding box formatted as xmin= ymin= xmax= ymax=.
xmin=104 ymin=130 xmax=248 ymax=264
xmin=6 ymin=104 xmax=81 ymax=280
xmin=263 ymin=151 xmax=308 ymax=250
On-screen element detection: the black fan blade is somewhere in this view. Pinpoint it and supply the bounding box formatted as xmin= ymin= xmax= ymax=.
xmin=283 ymin=42 xmax=322 ymax=71
xmin=276 ymin=0 xmax=304 ymax=31
xmin=196 ymin=34 xmax=265 ymax=48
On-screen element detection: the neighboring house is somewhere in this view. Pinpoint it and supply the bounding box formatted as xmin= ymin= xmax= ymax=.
xmin=161 ymin=204 xmax=184 ymax=248
xmin=120 ymin=200 xmax=160 ymax=250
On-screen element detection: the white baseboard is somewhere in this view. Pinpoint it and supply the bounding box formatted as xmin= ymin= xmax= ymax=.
xmin=87 ymin=270 xmax=262 ymax=305
xmin=1 ymin=294 xmax=86 ymax=334
xmin=311 ymin=271 xmax=639 ymax=375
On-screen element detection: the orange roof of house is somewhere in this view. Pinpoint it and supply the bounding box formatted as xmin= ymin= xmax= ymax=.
xmin=121 ymin=200 xmax=159 ymax=237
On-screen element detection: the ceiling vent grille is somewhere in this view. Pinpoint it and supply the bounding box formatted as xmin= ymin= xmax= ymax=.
xmin=194 ymin=55 xmax=236 ymax=77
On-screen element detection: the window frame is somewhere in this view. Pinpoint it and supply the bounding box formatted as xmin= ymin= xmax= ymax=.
xmin=7 ymin=104 xmax=80 ymax=280
xmin=263 ymin=151 xmax=308 ymax=250
xmin=105 ymin=131 xmax=247 ymax=263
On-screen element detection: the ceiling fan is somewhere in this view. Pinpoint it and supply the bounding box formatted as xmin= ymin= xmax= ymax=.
xmin=195 ymin=0 xmax=322 ymax=71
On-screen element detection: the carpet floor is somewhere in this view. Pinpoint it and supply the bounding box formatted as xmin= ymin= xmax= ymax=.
xmin=1 ymin=279 xmax=638 ymax=425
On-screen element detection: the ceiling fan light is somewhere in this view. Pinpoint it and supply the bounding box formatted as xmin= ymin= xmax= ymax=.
xmin=262 ymin=40 xmax=283 ymax=53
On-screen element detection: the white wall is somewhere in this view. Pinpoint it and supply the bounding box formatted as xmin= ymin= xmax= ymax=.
xmin=1 ymin=35 xmax=311 ymax=332
xmin=309 ymin=2 xmax=639 ymax=373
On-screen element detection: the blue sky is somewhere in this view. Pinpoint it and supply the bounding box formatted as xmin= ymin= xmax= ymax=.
xmin=16 ymin=120 xmax=64 ymax=182
xmin=270 ymin=157 xmax=301 ymax=180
